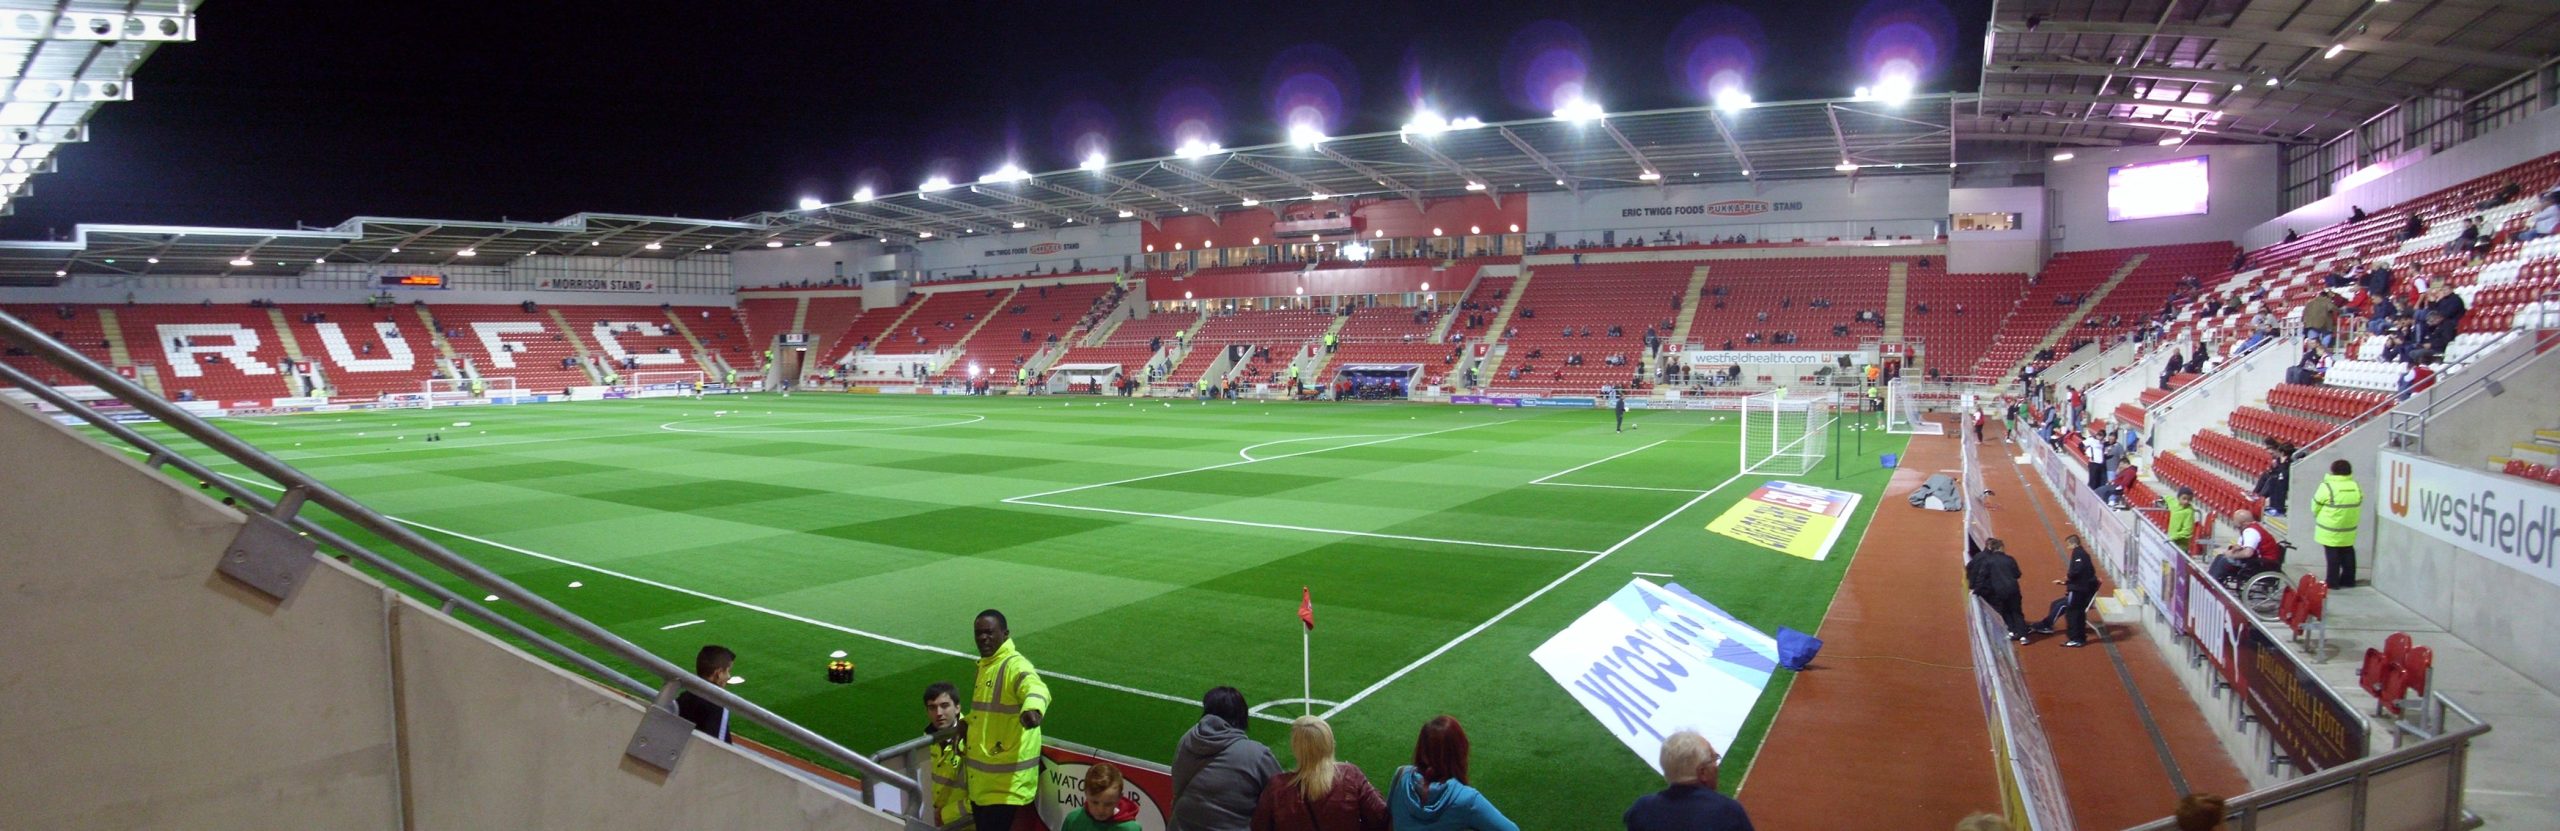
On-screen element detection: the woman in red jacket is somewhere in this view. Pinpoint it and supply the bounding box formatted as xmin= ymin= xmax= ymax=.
xmin=1251 ymin=716 xmax=1389 ymax=831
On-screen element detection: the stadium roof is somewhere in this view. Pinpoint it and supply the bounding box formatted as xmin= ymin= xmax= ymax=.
xmin=0 ymin=3 xmax=192 ymax=217
xmin=1963 ymin=0 xmax=2560 ymax=147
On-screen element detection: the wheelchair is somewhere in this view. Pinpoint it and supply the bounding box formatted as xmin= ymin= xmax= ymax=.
xmin=2215 ymin=540 xmax=2296 ymax=617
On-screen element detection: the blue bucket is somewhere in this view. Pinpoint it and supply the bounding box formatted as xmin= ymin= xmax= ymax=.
xmin=1880 ymin=453 xmax=1900 ymax=468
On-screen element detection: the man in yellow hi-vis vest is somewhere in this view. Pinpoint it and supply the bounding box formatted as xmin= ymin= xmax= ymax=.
xmin=2313 ymin=459 xmax=2364 ymax=589
xmin=922 ymin=681 xmax=967 ymax=826
xmin=967 ymin=609 xmax=1049 ymax=830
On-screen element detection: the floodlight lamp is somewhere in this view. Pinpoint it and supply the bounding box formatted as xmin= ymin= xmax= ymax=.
xmin=1289 ymin=123 xmax=1327 ymax=148
xmin=1465 ymin=181 xmax=1488 ymax=190
xmin=229 ymin=257 xmax=253 ymax=266
xmin=981 ymin=163 xmax=1030 ymax=184
xmin=815 ymin=240 xmax=833 ymax=247
xmin=1637 ymin=171 xmax=1661 ymax=181
xmin=919 ymin=232 xmax=934 ymax=239
xmin=2051 ymin=152 xmax=2075 ymax=161
xmin=854 ymin=187 xmax=875 ymax=202
xmin=1714 ymin=89 xmax=1753 ymax=113
xmin=766 ymin=240 xmax=783 ymax=248
xmin=1834 ymin=162 xmax=1860 ymax=172
xmin=1081 ymin=152 xmax=1108 ymax=171
xmin=1403 ymin=110 xmax=1448 ymax=136
xmin=458 ymin=249 xmax=477 ymax=257
xmin=798 ymin=197 xmax=824 ymax=210
xmin=2158 ymin=136 xmax=2182 ymax=146
xmin=921 ymin=176 xmax=953 ymax=192
xmin=1552 ymin=98 xmax=1605 ymax=123
xmin=1118 ymin=210 xmax=1136 ymax=218
xmin=1240 ymin=198 xmax=1260 ymax=206
xmin=1175 ymin=138 xmax=1221 ymax=159
xmin=2324 ymin=44 xmax=2345 ymax=59
xmin=1431 ymin=227 xmax=1443 ymax=236
xmin=644 ymin=242 xmax=663 ymax=250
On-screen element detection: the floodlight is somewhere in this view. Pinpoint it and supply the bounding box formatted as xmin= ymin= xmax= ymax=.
xmin=1175 ymin=138 xmax=1221 ymax=159
xmin=1714 ymin=89 xmax=1753 ymax=113
xmin=814 ymin=240 xmax=833 ymax=247
xmin=1011 ymin=222 xmax=1027 ymax=229
xmin=1553 ymin=97 xmax=1604 ymax=123
xmin=854 ymin=187 xmax=875 ymax=202
xmin=1289 ymin=123 xmax=1327 ymax=148
xmin=1834 ymin=162 xmax=1860 ymax=172
xmin=920 ymin=176 xmax=953 ymax=192
xmin=1637 ymin=171 xmax=1661 ymax=181
xmin=1403 ymin=110 xmax=1448 ymax=136
xmin=229 ymin=257 xmax=253 ymax=266
xmin=919 ymin=232 xmax=934 ymax=239
xmin=1464 ymin=181 xmax=1487 ymax=191
xmin=2158 ymin=136 xmax=2182 ymax=146
xmin=1117 ymin=210 xmax=1136 ymax=218
xmin=1081 ymin=151 xmax=1107 ymax=171
xmin=1431 ymin=227 xmax=1443 ymax=236
xmin=2324 ymin=44 xmax=2345 ymax=59
xmin=980 ymin=163 xmax=1029 ymax=184
xmin=1240 ymin=198 xmax=1259 ymax=206
xmin=797 ymin=197 xmax=823 ymax=210
xmin=644 ymin=242 xmax=663 ymax=251
xmin=457 ymin=249 xmax=477 ymax=257
xmin=766 ymin=240 xmax=783 ymax=248
xmin=2051 ymin=152 xmax=2075 ymax=162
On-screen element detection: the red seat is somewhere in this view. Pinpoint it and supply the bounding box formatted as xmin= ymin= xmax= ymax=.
xmin=2360 ymin=632 xmax=2413 ymax=701
xmin=2377 ymin=646 xmax=2434 ymax=715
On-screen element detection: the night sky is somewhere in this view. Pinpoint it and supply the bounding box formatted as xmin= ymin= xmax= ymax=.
xmin=1 ymin=0 xmax=1991 ymax=237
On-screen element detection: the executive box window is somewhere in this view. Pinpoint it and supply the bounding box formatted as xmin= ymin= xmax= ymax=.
xmin=1952 ymin=212 xmax=2023 ymax=232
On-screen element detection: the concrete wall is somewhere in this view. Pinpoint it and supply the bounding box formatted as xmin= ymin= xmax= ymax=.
xmin=1525 ymin=175 xmax=1951 ymax=243
xmin=0 ymin=255 xmax=740 ymax=307
xmin=0 ymin=402 xmax=903 ymax=831
xmin=910 ymin=221 xmax=1142 ymax=281
xmin=2243 ymin=106 xmax=2560 ymax=251
xmin=2048 ymin=144 xmax=2281 ymax=252
xmin=1947 ymin=186 xmax=2048 ymax=274
xmin=2146 ymin=336 xmax=2301 ymax=463
xmin=733 ymin=241 xmax=904 ymax=288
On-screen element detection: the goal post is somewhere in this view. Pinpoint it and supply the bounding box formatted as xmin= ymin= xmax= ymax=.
xmin=622 ymin=370 xmax=707 ymax=399
xmin=1740 ymin=390 xmax=1834 ymax=477
xmin=1883 ymin=378 xmax=1946 ymax=435
xmin=421 ymin=377 xmax=519 ymax=409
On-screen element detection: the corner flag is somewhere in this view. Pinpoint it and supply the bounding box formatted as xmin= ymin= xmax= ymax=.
xmin=1298 ymin=586 xmax=1315 ymax=631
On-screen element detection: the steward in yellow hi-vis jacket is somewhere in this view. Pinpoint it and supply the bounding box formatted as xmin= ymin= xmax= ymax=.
xmin=2313 ymin=459 xmax=2365 ymax=589
xmin=921 ymin=681 xmax=968 ymax=826
xmin=965 ymin=609 xmax=1050 ymax=829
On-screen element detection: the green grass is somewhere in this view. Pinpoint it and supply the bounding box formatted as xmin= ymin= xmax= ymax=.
xmin=112 ymin=393 xmax=1905 ymax=828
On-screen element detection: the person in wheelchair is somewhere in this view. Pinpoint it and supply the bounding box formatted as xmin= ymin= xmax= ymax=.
xmin=2208 ymin=509 xmax=2288 ymax=587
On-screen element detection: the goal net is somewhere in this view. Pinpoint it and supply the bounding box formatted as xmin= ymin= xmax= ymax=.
xmin=621 ymin=370 xmax=707 ymax=399
xmin=420 ymin=377 xmax=520 ymax=409
xmin=1740 ymin=391 xmax=1833 ymax=476
xmin=1883 ymin=378 xmax=1945 ymax=435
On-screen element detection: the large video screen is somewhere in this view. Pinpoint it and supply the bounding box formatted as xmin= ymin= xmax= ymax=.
xmin=2107 ymin=156 xmax=2210 ymax=221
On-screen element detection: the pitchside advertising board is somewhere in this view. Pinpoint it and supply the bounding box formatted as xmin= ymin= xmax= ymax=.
xmin=1531 ymin=579 xmax=1778 ymax=774
xmin=1682 ymin=350 xmax=1850 ymax=367
xmin=1033 ymin=744 xmax=1171 ymax=831
xmin=2379 ymin=450 xmax=2560 ymax=588
xmin=1704 ymin=481 xmax=1863 ymax=561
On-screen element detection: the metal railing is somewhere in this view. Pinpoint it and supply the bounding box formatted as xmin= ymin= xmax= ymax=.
xmin=2120 ymin=691 xmax=2488 ymax=831
xmin=0 ymin=310 xmax=925 ymax=816
xmin=2383 ymin=320 xmax=2560 ymax=454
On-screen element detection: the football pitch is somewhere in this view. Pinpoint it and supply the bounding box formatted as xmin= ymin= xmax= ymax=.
xmin=110 ymin=393 xmax=1906 ymax=827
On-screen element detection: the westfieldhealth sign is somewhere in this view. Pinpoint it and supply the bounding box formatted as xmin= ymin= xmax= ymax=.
xmin=1531 ymin=579 xmax=1777 ymax=773
xmin=2380 ymin=450 xmax=2560 ymax=589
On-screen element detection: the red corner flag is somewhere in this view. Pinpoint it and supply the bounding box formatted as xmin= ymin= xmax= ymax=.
xmin=1298 ymin=586 xmax=1315 ymax=631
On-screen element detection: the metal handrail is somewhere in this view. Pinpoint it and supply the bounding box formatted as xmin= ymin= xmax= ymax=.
xmin=0 ymin=360 xmax=655 ymax=698
xmin=2378 ymin=316 xmax=2560 ymax=455
xmin=0 ymin=311 xmax=923 ymax=808
xmin=2116 ymin=702 xmax=2488 ymax=831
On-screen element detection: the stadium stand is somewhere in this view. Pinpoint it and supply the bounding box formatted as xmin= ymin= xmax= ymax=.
xmin=0 ymin=304 xmax=117 ymax=388
xmin=1163 ymin=308 xmax=1334 ymax=387
xmin=415 ymin=304 xmax=594 ymax=392
xmin=277 ymin=304 xmax=443 ymax=398
xmin=1900 ymin=267 xmax=2022 ymax=378
xmin=1482 ymin=261 xmax=1692 ymax=394
xmin=928 ymin=282 xmax=1111 ymax=384
xmin=1321 ymin=303 xmax=1461 ymax=387
xmin=1684 ymin=257 xmax=1891 ymax=352
xmin=116 ymin=304 xmax=301 ymax=403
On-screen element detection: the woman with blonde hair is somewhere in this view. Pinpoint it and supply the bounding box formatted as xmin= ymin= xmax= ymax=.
xmin=1251 ymin=716 xmax=1388 ymax=831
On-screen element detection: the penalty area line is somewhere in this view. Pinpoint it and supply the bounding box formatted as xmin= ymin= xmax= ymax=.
xmin=1003 ymin=498 xmax=1604 ymax=556
xmin=1318 ymin=469 xmax=1748 ymax=720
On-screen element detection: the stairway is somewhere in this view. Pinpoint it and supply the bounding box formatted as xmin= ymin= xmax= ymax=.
xmin=1431 ymin=268 xmax=1489 ymax=342
xmin=414 ymin=306 xmax=464 ymax=368
xmin=1467 ymin=269 xmax=1535 ymax=387
xmin=1883 ymin=262 xmax=1910 ymax=341
xmin=544 ymin=309 xmax=607 ymax=384
xmin=2000 ymin=253 xmax=2151 ymax=382
xmin=788 ymin=297 xmax=812 ymax=334
xmin=264 ymin=309 xmax=309 ymax=398
xmin=1298 ymin=315 xmax=1353 ymax=382
xmin=96 ymin=307 xmax=132 ymax=367
xmin=1669 ymin=265 xmax=1712 ymax=346
xmin=660 ymin=310 xmax=722 ymax=376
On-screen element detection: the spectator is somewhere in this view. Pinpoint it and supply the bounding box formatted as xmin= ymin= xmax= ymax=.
xmin=922 ymin=682 xmax=968 ymax=827
xmin=1065 ymin=762 xmax=1145 ymax=831
xmin=674 ymin=645 xmax=735 ymax=742
xmin=2442 ymin=217 xmax=2481 ymax=258
xmin=1388 ymin=715 xmax=1517 ymax=831
xmin=1623 ymin=730 xmax=1753 ymax=831
xmin=2348 ymin=205 xmax=2367 ymax=223
xmin=966 ymin=609 xmax=1051 ymax=831
xmin=1252 ymin=716 xmax=1389 ymax=831
xmin=2313 ymin=459 xmax=2364 ymax=588
xmin=1174 ymin=685 xmax=1282 ymax=831
xmin=2520 ymin=192 xmax=2560 ymax=242
xmin=2208 ymin=511 xmax=2277 ymax=583
xmin=2030 ymin=535 xmax=2103 ymax=647
xmin=2400 ymin=212 xmax=2428 ymax=242
xmin=2252 ymin=439 xmax=2297 ymax=517
xmin=2166 ymin=487 xmax=2198 ymax=555
xmin=2174 ymin=794 xmax=2229 ymax=831
xmin=1966 ymin=538 xmax=2030 ymax=644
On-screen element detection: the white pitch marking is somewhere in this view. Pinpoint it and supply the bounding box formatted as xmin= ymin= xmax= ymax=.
xmin=656 ymin=413 xmax=985 ymax=434
xmin=1534 ymin=481 xmax=1714 ymax=494
xmin=1237 ymin=433 xmax=1407 ymax=461
xmin=660 ymin=619 xmax=706 ymax=630
xmin=147 ymin=455 xmax=1267 ymax=721
xmin=1006 ymin=420 xmax=1505 ymax=502
xmin=1320 ymin=470 xmax=1748 ymax=720
xmin=1008 ymin=499 xmax=1604 ymax=555
xmin=1632 ymin=571 xmax=1675 ymax=578
xmin=1528 ymin=440 xmax=1666 ymax=485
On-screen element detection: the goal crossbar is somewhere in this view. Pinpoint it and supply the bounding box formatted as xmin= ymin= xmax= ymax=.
xmin=1739 ymin=391 xmax=1834 ymax=477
